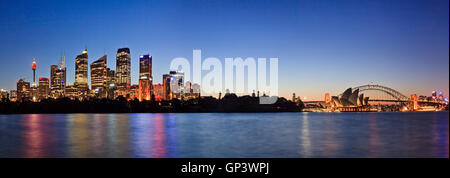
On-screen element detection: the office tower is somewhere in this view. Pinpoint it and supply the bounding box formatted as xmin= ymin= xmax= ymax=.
xmin=75 ymin=49 xmax=89 ymax=90
xmin=54 ymin=67 xmax=66 ymax=98
xmin=138 ymin=54 xmax=152 ymax=101
xmin=153 ymin=84 xmax=163 ymax=101
xmin=50 ymin=65 xmax=58 ymax=90
xmin=192 ymin=83 xmax=200 ymax=98
xmin=38 ymin=77 xmax=50 ymax=100
xmin=64 ymin=85 xmax=78 ymax=100
xmin=171 ymin=71 xmax=184 ymax=100
xmin=9 ymin=90 xmax=17 ymax=102
xmin=0 ymin=89 xmax=8 ymax=100
xmin=116 ymin=48 xmax=131 ymax=88
xmin=49 ymin=55 xmax=67 ymax=98
xmin=106 ymin=68 xmax=116 ymax=99
xmin=163 ymin=71 xmax=184 ymax=100
xmin=163 ymin=74 xmax=171 ymax=100
xmin=17 ymin=79 xmax=30 ymax=102
xmin=107 ymin=68 xmax=115 ymax=84
xmin=90 ymin=55 xmax=107 ymax=97
xmin=59 ymin=54 xmax=67 ymax=89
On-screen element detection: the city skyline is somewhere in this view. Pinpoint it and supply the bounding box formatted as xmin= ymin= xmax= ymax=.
xmin=0 ymin=0 xmax=448 ymax=100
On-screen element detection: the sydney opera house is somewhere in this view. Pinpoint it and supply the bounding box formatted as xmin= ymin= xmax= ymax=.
xmin=329 ymin=88 xmax=371 ymax=111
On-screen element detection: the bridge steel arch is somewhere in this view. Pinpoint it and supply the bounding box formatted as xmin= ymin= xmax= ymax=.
xmin=352 ymin=84 xmax=409 ymax=101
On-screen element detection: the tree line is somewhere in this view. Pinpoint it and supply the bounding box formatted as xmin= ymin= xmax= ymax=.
xmin=0 ymin=93 xmax=305 ymax=114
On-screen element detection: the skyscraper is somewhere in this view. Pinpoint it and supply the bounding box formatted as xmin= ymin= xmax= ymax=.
xmin=106 ymin=68 xmax=116 ymax=99
xmin=50 ymin=55 xmax=67 ymax=98
xmin=163 ymin=74 xmax=171 ymax=100
xmin=153 ymin=84 xmax=163 ymax=101
xmin=59 ymin=54 xmax=67 ymax=90
xmin=54 ymin=67 xmax=66 ymax=98
xmin=116 ymin=48 xmax=131 ymax=88
xmin=138 ymin=54 xmax=152 ymax=101
xmin=50 ymin=65 xmax=58 ymax=90
xmin=38 ymin=77 xmax=50 ymax=100
xmin=75 ymin=49 xmax=89 ymax=91
xmin=162 ymin=71 xmax=184 ymax=100
xmin=17 ymin=79 xmax=30 ymax=102
xmin=90 ymin=55 xmax=107 ymax=97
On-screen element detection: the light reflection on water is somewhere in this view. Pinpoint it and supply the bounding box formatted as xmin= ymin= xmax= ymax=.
xmin=0 ymin=112 xmax=448 ymax=158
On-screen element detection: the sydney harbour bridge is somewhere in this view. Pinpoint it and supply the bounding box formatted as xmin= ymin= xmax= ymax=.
xmin=303 ymin=84 xmax=447 ymax=111
xmin=346 ymin=84 xmax=409 ymax=102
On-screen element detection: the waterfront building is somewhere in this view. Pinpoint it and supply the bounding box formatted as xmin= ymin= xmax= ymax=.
xmin=126 ymin=85 xmax=139 ymax=100
xmin=38 ymin=77 xmax=50 ymax=100
xmin=171 ymin=71 xmax=184 ymax=100
xmin=153 ymin=84 xmax=163 ymax=101
xmin=116 ymin=48 xmax=131 ymax=88
xmin=184 ymin=81 xmax=200 ymax=100
xmin=64 ymin=85 xmax=78 ymax=100
xmin=162 ymin=71 xmax=184 ymax=100
xmin=50 ymin=65 xmax=58 ymax=90
xmin=192 ymin=83 xmax=201 ymax=97
xmin=107 ymin=68 xmax=115 ymax=84
xmin=90 ymin=55 xmax=107 ymax=98
xmin=53 ymin=67 xmax=66 ymax=98
xmin=106 ymin=68 xmax=116 ymax=99
xmin=9 ymin=90 xmax=17 ymax=102
xmin=138 ymin=54 xmax=152 ymax=101
xmin=0 ymin=89 xmax=8 ymax=101
xmin=17 ymin=79 xmax=30 ymax=102
xmin=49 ymin=55 xmax=67 ymax=98
xmin=75 ymin=49 xmax=89 ymax=93
xmin=330 ymin=88 xmax=370 ymax=111
xmin=163 ymin=74 xmax=171 ymax=100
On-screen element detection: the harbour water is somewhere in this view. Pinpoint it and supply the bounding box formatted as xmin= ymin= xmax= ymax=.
xmin=0 ymin=112 xmax=448 ymax=158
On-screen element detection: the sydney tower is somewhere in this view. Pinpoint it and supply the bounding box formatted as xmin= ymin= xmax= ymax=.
xmin=32 ymin=58 xmax=36 ymax=87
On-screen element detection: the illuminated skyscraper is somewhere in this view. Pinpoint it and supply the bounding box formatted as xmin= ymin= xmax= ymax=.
xmin=50 ymin=65 xmax=58 ymax=90
xmin=138 ymin=54 xmax=152 ymax=101
xmin=75 ymin=49 xmax=89 ymax=90
xmin=153 ymin=84 xmax=163 ymax=101
xmin=17 ymin=79 xmax=30 ymax=102
xmin=116 ymin=48 xmax=131 ymax=88
xmin=59 ymin=54 xmax=67 ymax=89
xmin=54 ymin=67 xmax=66 ymax=97
xmin=50 ymin=55 xmax=67 ymax=98
xmin=90 ymin=55 xmax=107 ymax=97
xmin=162 ymin=71 xmax=184 ymax=100
xmin=163 ymin=74 xmax=171 ymax=100
xmin=106 ymin=68 xmax=116 ymax=99
xmin=38 ymin=77 xmax=50 ymax=100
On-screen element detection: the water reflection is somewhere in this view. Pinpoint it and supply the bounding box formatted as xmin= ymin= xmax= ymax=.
xmin=300 ymin=113 xmax=311 ymax=157
xmin=23 ymin=114 xmax=47 ymax=157
xmin=151 ymin=114 xmax=167 ymax=158
xmin=368 ymin=114 xmax=379 ymax=157
xmin=0 ymin=112 xmax=447 ymax=158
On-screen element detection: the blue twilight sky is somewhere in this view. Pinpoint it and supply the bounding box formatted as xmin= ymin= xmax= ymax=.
xmin=0 ymin=0 xmax=448 ymax=100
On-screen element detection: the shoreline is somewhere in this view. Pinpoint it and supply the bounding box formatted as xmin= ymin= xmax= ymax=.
xmin=1 ymin=110 xmax=448 ymax=115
